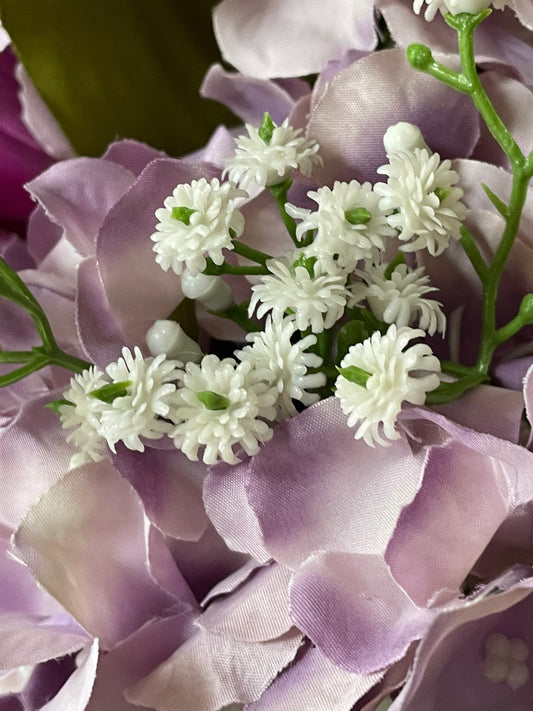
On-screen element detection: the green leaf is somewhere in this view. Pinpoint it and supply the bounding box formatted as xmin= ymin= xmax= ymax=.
xmin=336 ymin=364 xmax=371 ymax=387
xmin=0 ymin=0 xmax=237 ymax=157
xmin=258 ymin=112 xmax=276 ymax=144
xmin=384 ymin=252 xmax=406 ymax=279
xmin=197 ymin=390 xmax=230 ymax=411
xmin=89 ymin=381 xmax=131 ymax=403
xmin=46 ymin=398 xmax=75 ymax=414
xmin=209 ymin=301 xmax=262 ymax=333
xmin=481 ymin=183 xmax=508 ymax=217
xmin=336 ymin=320 xmax=369 ymax=364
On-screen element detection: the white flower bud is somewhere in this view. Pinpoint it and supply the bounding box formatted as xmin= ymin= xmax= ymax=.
xmin=444 ymin=0 xmax=492 ymax=12
xmin=181 ymin=270 xmax=234 ymax=311
xmin=146 ymin=320 xmax=202 ymax=363
xmin=383 ymin=122 xmax=428 ymax=155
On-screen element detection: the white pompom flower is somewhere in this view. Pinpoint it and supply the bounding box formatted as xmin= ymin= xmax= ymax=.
xmin=59 ymin=366 xmax=110 ymax=469
xmin=249 ymin=250 xmax=349 ymax=334
xmin=335 ymin=325 xmax=441 ymax=447
xmin=375 ymin=147 xmax=466 ymax=256
xmin=169 ymin=355 xmax=274 ymax=465
xmin=287 ymin=181 xmax=395 ymax=273
xmin=224 ymin=118 xmax=322 ymax=189
xmin=349 ymin=262 xmax=446 ymax=336
xmin=151 ymin=177 xmax=247 ymax=276
xmin=235 ymin=315 xmax=326 ymax=420
xmin=100 ymin=347 xmax=183 ymax=453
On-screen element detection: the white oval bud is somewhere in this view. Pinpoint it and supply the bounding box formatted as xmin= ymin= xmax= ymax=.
xmin=383 ymin=122 xmax=428 ymax=155
xmin=146 ymin=320 xmax=202 ymax=363
xmin=181 ymin=270 xmax=233 ymax=311
xmin=444 ymin=0 xmax=492 ymax=13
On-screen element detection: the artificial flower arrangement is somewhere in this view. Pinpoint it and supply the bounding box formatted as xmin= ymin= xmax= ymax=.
xmin=1 ymin=0 xmax=533 ymax=708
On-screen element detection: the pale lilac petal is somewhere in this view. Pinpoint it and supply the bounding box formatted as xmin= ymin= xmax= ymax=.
xmin=231 ymin=398 xmax=424 ymax=568
xmin=0 ymin=615 xmax=89 ymax=668
xmin=40 ymin=639 xmax=98 ymax=711
xmin=524 ymin=364 xmax=533 ymax=450
xmin=26 ymin=158 xmax=135 ymax=257
xmin=213 ymin=0 xmax=376 ymax=79
xmin=26 ymin=205 xmax=62 ymax=265
xmin=184 ymin=125 xmax=238 ymax=168
xmin=198 ymin=563 xmax=293 ymax=642
xmin=386 ymin=441 xmax=511 ymax=607
xmin=85 ymin=615 xmax=196 ymax=711
xmin=200 ymin=65 xmax=307 ymax=125
xmin=0 ymin=233 xmax=34 ymax=271
xmin=111 ymin=446 xmax=208 ymax=541
xmin=307 ymin=49 xmax=479 ymax=184
xmin=125 ymin=628 xmax=302 ymax=711
xmin=96 ymin=158 xmax=217 ymax=347
xmin=201 ymin=558 xmax=263 ymax=606
xmin=204 ymin=459 xmax=271 ymax=564
xmin=392 ymin=569 xmax=533 ymax=710
xmin=102 ymin=139 xmax=166 ymax=176
xmin=16 ymin=64 xmax=74 ymax=162
xmin=0 ymin=392 xmax=73 ymax=531
xmin=248 ymin=646 xmax=382 ymax=711
xmin=12 ymin=461 xmax=176 ymax=649
xmin=290 ymin=551 xmax=434 ymax=673
xmin=514 ymin=0 xmax=533 ymax=29
xmin=147 ymin=527 xmax=199 ymax=609
xmin=494 ymin=356 xmax=533 ymax=391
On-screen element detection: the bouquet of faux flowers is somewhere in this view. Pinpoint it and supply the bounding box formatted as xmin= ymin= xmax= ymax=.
xmin=1 ymin=0 xmax=533 ymax=708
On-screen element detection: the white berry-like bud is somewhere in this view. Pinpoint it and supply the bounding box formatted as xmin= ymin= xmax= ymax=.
xmin=444 ymin=0 xmax=492 ymax=12
xmin=146 ymin=320 xmax=202 ymax=363
xmin=383 ymin=122 xmax=428 ymax=155
xmin=181 ymin=270 xmax=234 ymax=311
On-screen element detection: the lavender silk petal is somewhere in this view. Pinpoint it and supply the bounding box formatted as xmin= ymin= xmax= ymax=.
xmin=213 ymin=0 xmax=376 ymax=80
xmin=229 ymin=398 xmax=424 ymax=568
xmin=102 ymin=139 xmax=166 ymax=177
xmin=39 ymin=639 xmax=98 ymax=711
xmin=12 ymin=461 xmax=176 ymax=650
xmin=26 ymin=158 xmax=135 ymax=257
xmin=111 ymin=446 xmax=208 ymax=541
xmin=247 ymin=646 xmax=382 ymax=711
xmin=307 ymin=49 xmax=479 ymax=185
xmin=125 ymin=628 xmax=302 ymax=711
xmin=290 ymin=551 xmax=434 ymax=673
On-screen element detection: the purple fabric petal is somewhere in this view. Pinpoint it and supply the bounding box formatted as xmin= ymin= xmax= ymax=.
xmin=85 ymin=614 xmax=196 ymax=711
xmin=386 ymin=441 xmax=511 ymax=607
xmin=213 ymin=0 xmax=376 ymax=79
xmin=111 ymin=445 xmax=208 ymax=541
xmin=524 ymin=364 xmax=533 ymax=450
xmin=223 ymin=398 xmax=424 ymax=568
xmin=27 ymin=158 xmax=135 ymax=257
xmin=12 ymin=460 xmax=177 ymax=650
xmin=26 ymin=205 xmax=63 ymax=266
xmin=102 ymin=139 xmax=166 ymax=177
xmin=39 ymin=640 xmax=98 ymax=711
xmin=290 ymin=551 xmax=434 ymax=673
xmin=96 ymin=158 xmax=217 ymax=347
xmin=200 ymin=65 xmax=307 ymax=125
xmin=307 ymin=49 xmax=479 ymax=185
xmin=125 ymin=628 xmax=302 ymax=711
xmin=392 ymin=570 xmax=533 ymax=710
xmin=247 ymin=646 xmax=382 ymax=711
xmin=198 ymin=563 xmax=293 ymax=642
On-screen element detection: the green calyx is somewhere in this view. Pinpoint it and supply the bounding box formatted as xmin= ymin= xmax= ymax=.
xmin=171 ymin=206 xmax=197 ymax=225
xmin=197 ymin=390 xmax=230 ymax=411
xmin=258 ymin=111 xmax=276 ymax=145
xmin=336 ymin=364 xmax=371 ymax=387
xmin=344 ymin=207 xmax=372 ymax=225
xmin=89 ymin=381 xmax=132 ymax=404
xmin=46 ymin=398 xmax=75 ymax=414
xmin=434 ymin=187 xmax=450 ymax=203
xmin=290 ymin=254 xmax=317 ymax=277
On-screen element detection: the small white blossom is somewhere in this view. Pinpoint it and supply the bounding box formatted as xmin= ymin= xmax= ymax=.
xmin=59 ymin=366 xmax=110 ymax=469
xmin=375 ymin=148 xmax=466 ymax=256
xmin=383 ymin=122 xmax=428 ymax=155
xmin=236 ymin=315 xmax=326 ymax=420
xmin=414 ymin=0 xmax=508 ymax=18
xmin=349 ymin=262 xmax=446 ymax=336
xmin=100 ymin=347 xmax=182 ymax=453
xmin=180 ymin=270 xmax=233 ymax=311
xmin=169 ymin=355 xmax=274 ymax=465
xmin=224 ymin=118 xmax=322 ymax=189
xmin=249 ymin=250 xmax=349 ymax=334
xmin=151 ymin=178 xmax=247 ymax=277
xmin=335 ymin=325 xmax=441 ymax=447
xmin=286 ymin=181 xmax=395 ymax=273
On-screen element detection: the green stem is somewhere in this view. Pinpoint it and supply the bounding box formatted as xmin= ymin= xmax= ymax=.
xmin=232 ymin=241 xmax=272 ymax=265
xmin=269 ymin=179 xmax=299 ymax=245
xmin=48 ymin=349 xmax=91 ymax=374
xmin=203 ymin=259 xmax=268 ymax=276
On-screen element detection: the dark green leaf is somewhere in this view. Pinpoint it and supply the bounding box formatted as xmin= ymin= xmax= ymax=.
xmin=89 ymin=380 xmax=131 ymax=403
xmin=336 ymin=320 xmax=369 ymax=364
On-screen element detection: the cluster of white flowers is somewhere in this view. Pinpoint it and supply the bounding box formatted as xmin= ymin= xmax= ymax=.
xmin=413 ymin=0 xmax=509 ymax=21
xmin=335 ymin=326 xmax=441 ymax=446
xmin=151 ymin=177 xmax=247 ymax=276
xmin=224 ymin=116 xmax=322 ymax=189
